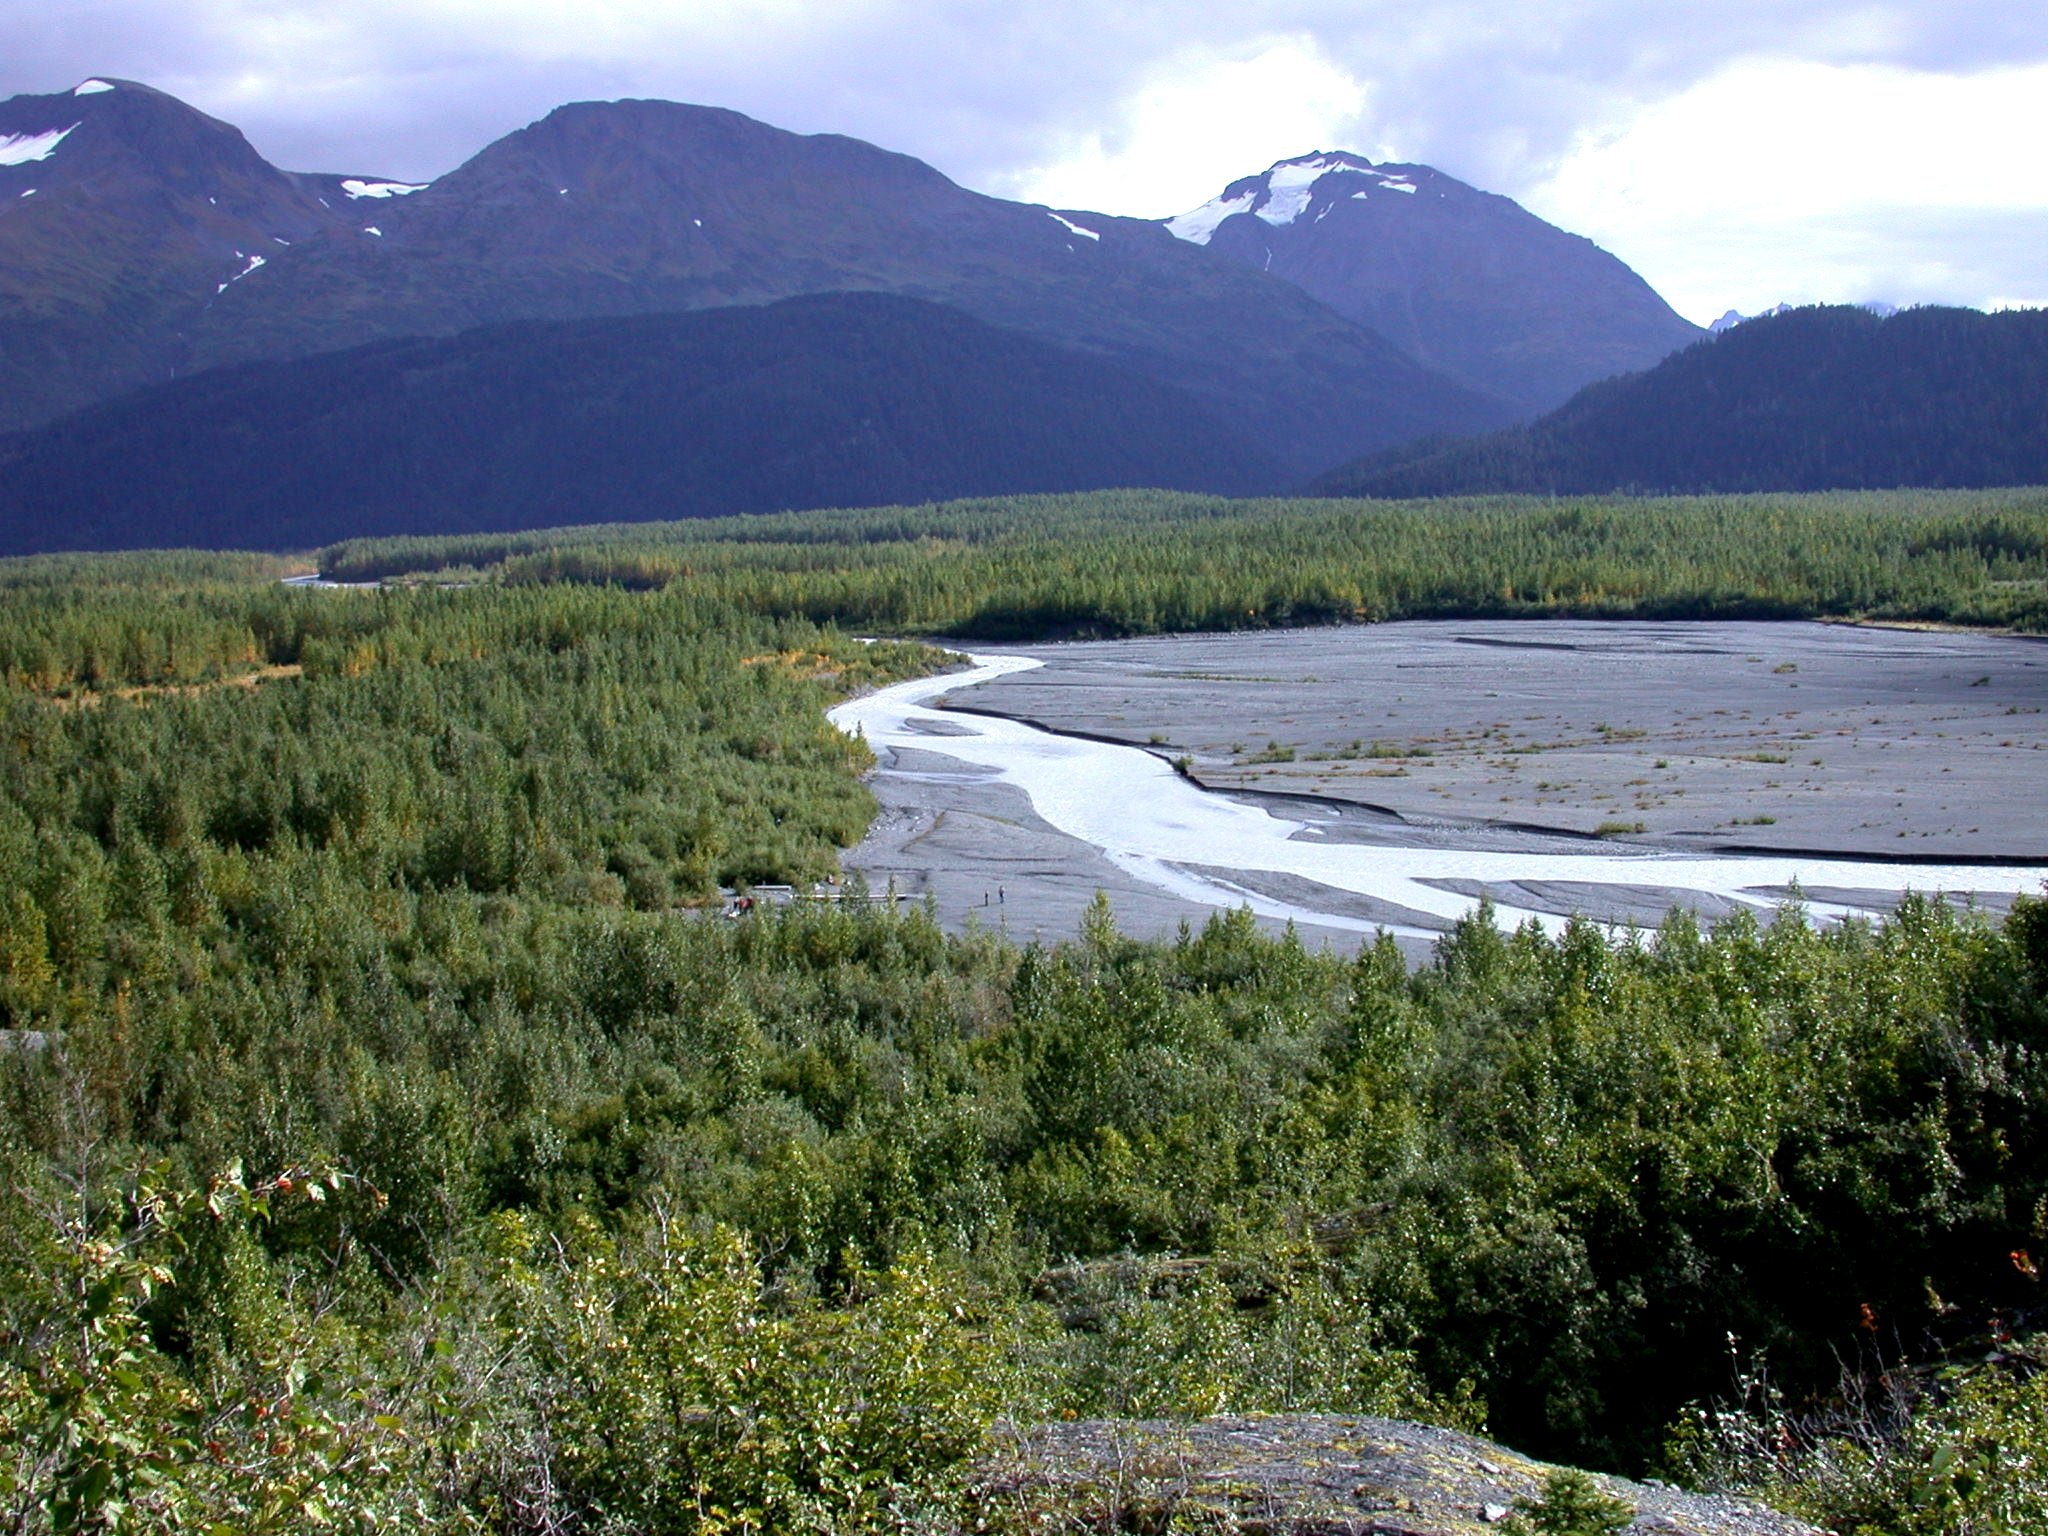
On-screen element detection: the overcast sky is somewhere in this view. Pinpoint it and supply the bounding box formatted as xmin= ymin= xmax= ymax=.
xmin=8 ymin=1 xmax=2045 ymax=323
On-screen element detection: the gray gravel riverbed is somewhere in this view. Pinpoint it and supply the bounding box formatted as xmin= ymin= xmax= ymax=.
xmin=837 ymin=621 xmax=2048 ymax=952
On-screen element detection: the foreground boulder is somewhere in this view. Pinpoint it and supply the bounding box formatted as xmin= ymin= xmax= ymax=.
xmin=972 ymin=1415 xmax=1821 ymax=1535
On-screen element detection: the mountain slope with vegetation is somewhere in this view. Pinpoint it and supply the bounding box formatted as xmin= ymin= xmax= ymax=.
xmin=1312 ymin=305 xmax=2048 ymax=497
xmin=0 ymin=77 xmax=396 ymax=431
xmin=0 ymin=293 xmax=1285 ymax=555
xmin=181 ymin=96 xmax=1511 ymax=479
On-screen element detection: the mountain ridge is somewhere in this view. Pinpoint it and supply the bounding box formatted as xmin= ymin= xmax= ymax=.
xmin=184 ymin=94 xmax=1515 ymax=478
xmin=1309 ymin=304 xmax=2048 ymax=498
xmin=1 ymin=83 xmax=1514 ymax=476
xmin=0 ymin=77 xmax=404 ymax=427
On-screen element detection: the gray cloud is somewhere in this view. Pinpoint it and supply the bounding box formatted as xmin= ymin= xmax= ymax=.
xmin=12 ymin=1 xmax=2039 ymax=183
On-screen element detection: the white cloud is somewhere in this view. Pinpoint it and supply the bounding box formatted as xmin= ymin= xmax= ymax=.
xmin=995 ymin=36 xmax=1372 ymax=217
xmin=1524 ymin=57 xmax=2048 ymax=320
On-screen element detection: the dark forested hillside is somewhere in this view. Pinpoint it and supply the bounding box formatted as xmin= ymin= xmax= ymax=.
xmin=1312 ymin=305 xmax=2048 ymax=498
xmin=174 ymin=96 xmax=1512 ymax=478
xmin=0 ymin=293 xmax=1284 ymax=555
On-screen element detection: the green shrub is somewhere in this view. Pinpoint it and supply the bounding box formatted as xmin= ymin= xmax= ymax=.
xmin=535 ymin=1221 xmax=1003 ymax=1533
xmin=1667 ymin=1338 xmax=2048 ymax=1536
xmin=1503 ymin=1468 xmax=1635 ymax=1535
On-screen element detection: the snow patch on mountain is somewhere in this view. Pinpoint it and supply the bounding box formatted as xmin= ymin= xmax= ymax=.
xmin=1257 ymin=156 xmax=1363 ymax=224
xmin=1048 ymin=211 xmax=1100 ymax=242
xmin=0 ymin=124 xmax=80 ymax=167
xmin=216 ymin=253 xmax=266 ymax=293
xmin=341 ymin=179 xmax=429 ymax=200
xmin=73 ymin=80 xmax=116 ymax=96
xmin=1165 ymin=187 xmax=1258 ymax=245
xmin=1167 ymin=154 xmax=1424 ymax=243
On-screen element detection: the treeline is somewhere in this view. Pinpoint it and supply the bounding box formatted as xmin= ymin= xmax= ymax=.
xmin=0 ymin=544 xmax=2044 ymax=1531
xmin=1313 ymin=305 xmax=2048 ymax=498
xmin=319 ymin=486 xmax=2048 ymax=636
xmin=0 ymin=561 xmax=331 ymax=693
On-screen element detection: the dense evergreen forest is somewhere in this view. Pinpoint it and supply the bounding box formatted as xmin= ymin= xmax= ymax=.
xmin=320 ymin=486 xmax=2048 ymax=637
xmin=3 ymin=495 xmax=2048 ymax=1533
xmin=1313 ymin=305 xmax=2048 ymax=499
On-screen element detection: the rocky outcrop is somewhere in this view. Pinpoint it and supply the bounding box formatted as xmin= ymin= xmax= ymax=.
xmin=972 ymin=1414 xmax=1822 ymax=1535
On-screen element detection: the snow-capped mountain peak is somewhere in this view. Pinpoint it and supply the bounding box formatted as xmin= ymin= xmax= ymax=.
xmin=1165 ymin=152 xmax=1419 ymax=244
xmin=0 ymin=75 xmax=442 ymax=428
xmin=1710 ymin=303 xmax=1796 ymax=333
xmin=1154 ymin=144 xmax=1702 ymax=416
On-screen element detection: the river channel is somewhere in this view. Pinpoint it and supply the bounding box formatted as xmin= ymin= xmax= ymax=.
xmin=830 ymin=622 xmax=2048 ymax=952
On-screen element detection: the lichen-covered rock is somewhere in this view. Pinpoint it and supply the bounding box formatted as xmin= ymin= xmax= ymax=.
xmin=970 ymin=1414 xmax=1823 ymax=1535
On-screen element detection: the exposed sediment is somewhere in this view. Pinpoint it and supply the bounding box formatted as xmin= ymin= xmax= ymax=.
xmin=961 ymin=621 xmax=2048 ymax=866
xmin=833 ymin=621 xmax=2048 ymax=951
